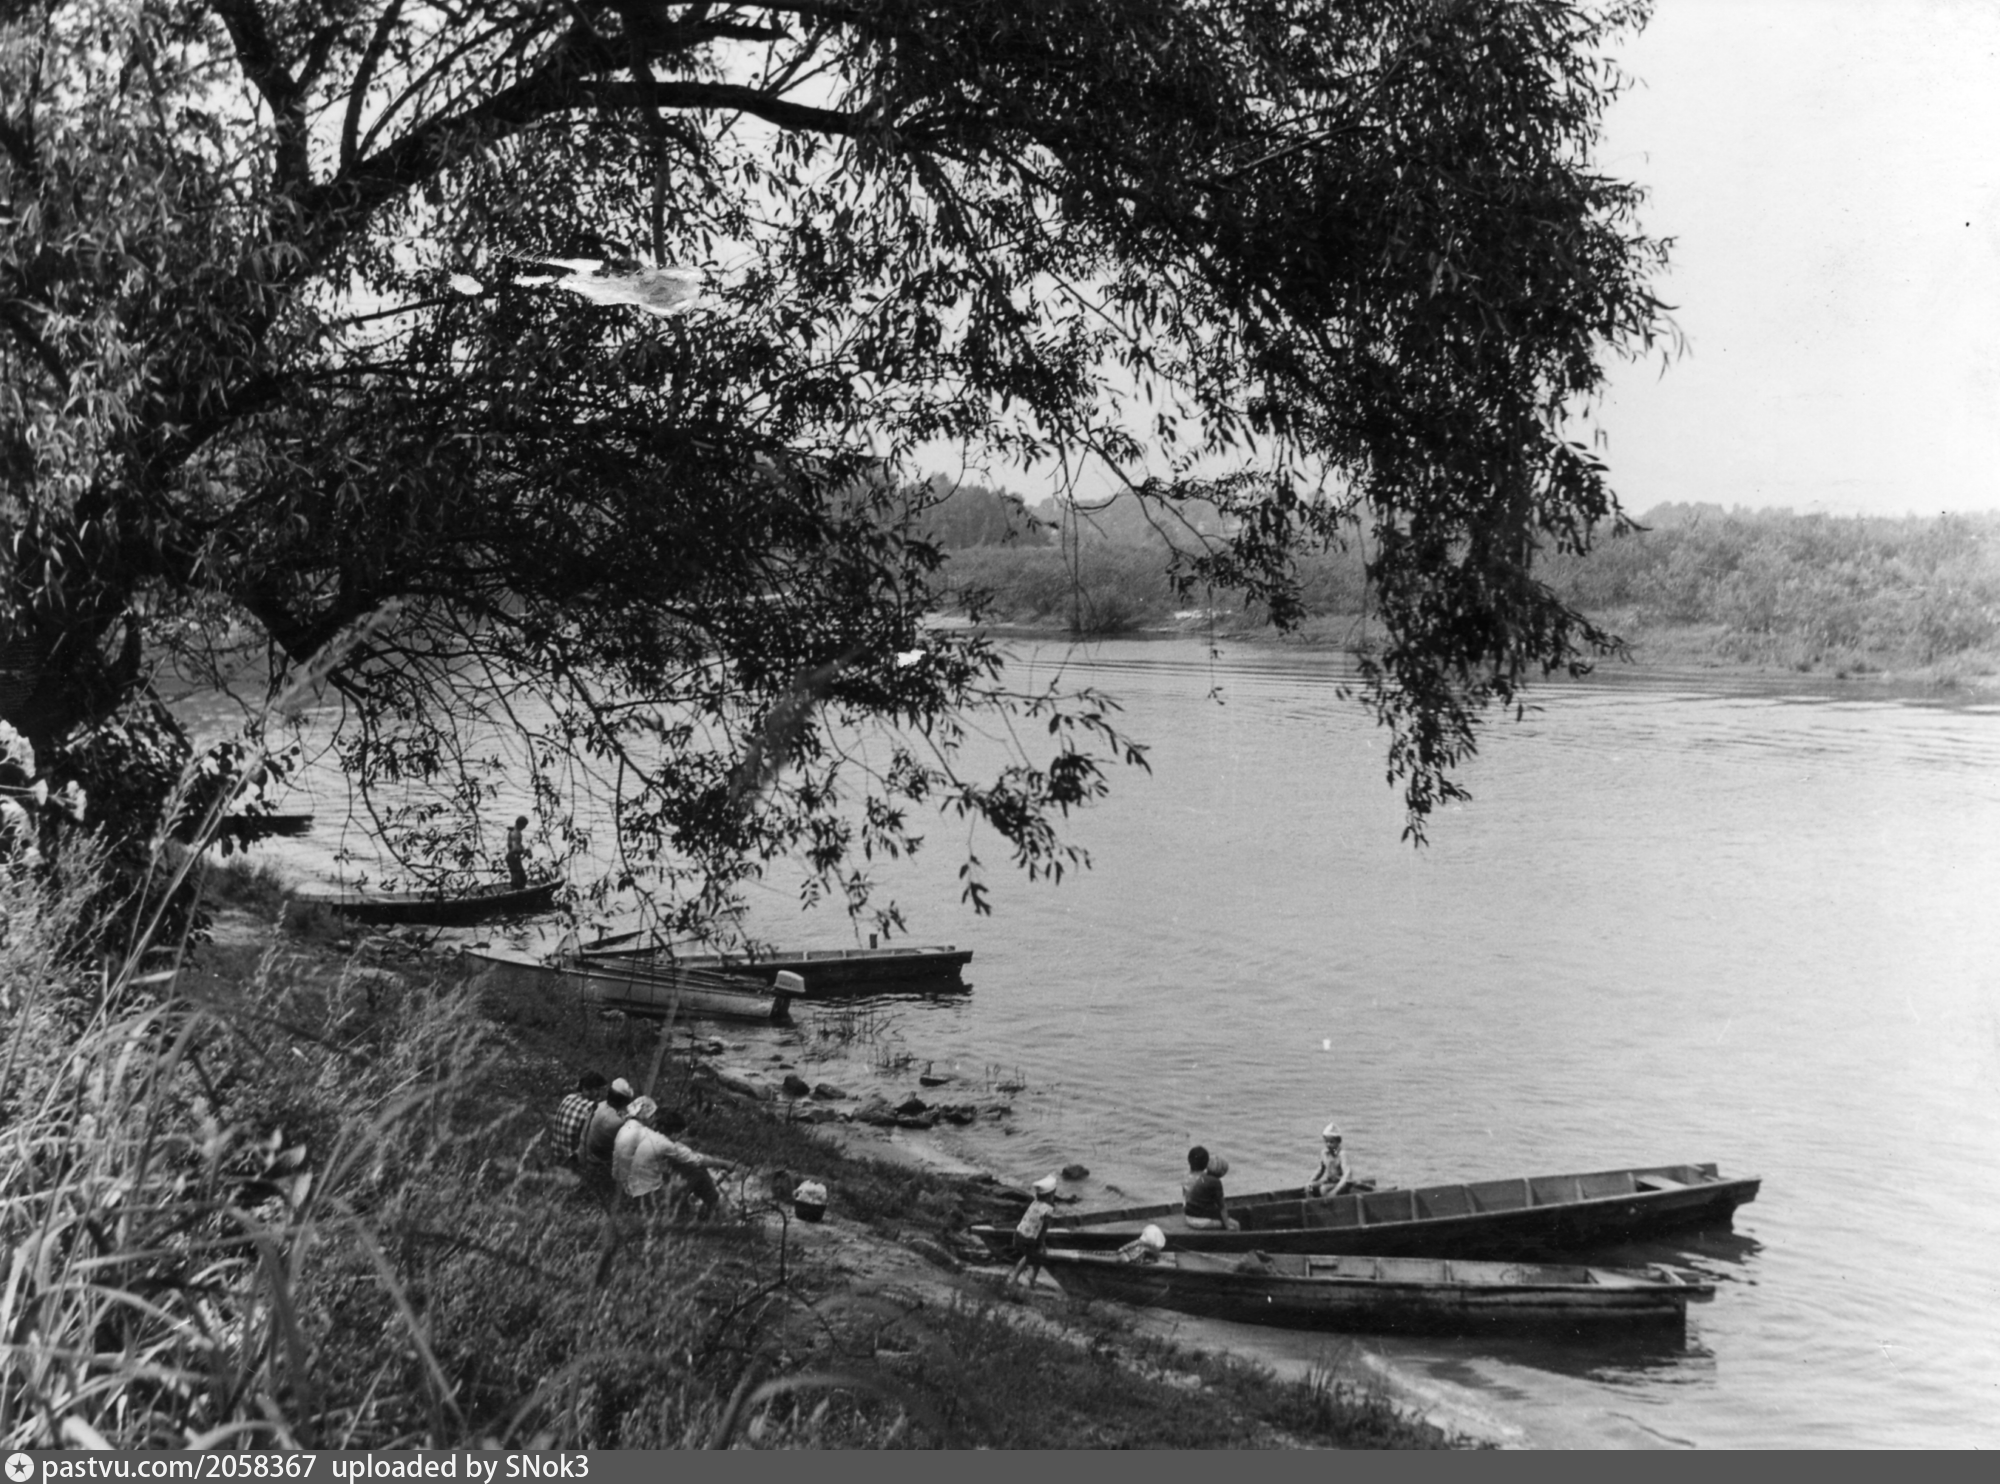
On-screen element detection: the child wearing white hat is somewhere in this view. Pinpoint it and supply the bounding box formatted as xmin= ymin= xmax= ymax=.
xmin=1307 ymin=1122 xmax=1353 ymax=1198
xmin=1004 ymin=1174 xmax=1061 ymax=1291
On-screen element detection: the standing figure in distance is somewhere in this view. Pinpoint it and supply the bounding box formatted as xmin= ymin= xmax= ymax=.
xmin=505 ymin=815 xmax=529 ymax=889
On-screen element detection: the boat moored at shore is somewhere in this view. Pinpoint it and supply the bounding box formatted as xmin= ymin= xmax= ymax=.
xmin=292 ymin=878 xmax=560 ymax=927
xmin=465 ymin=945 xmax=795 ymax=1023
xmin=972 ymin=1162 xmax=1760 ymax=1260
xmin=580 ymin=938 xmax=972 ymax=992
xmin=1042 ymin=1249 xmax=1710 ymax=1334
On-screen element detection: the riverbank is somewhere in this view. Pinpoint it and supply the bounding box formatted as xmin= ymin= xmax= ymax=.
xmin=0 ymin=866 xmax=1471 ymax=1451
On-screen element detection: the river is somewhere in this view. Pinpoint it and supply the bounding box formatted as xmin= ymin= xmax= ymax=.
xmin=198 ymin=637 xmax=2000 ymax=1448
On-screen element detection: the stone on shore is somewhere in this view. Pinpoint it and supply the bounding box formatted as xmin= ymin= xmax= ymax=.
xmin=853 ymin=1095 xmax=899 ymax=1127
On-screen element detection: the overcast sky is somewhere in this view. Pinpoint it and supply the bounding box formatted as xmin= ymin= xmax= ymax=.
xmin=1595 ymin=0 xmax=2000 ymax=517
xmin=932 ymin=1 xmax=2000 ymax=521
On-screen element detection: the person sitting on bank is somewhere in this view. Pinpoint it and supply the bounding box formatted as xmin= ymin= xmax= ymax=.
xmin=505 ymin=815 xmax=530 ymax=890
xmin=613 ymin=1096 xmax=724 ymax=1219
xmin=1307 ymin=1122 xmax=1354 ymax=1198
xmin=1005 ymin=1174 xmax=1060 ymax=1291
xmin=579 ymin=1076 xmax=633 ymax=1181
xmin=1182 ymin=1149 xmax=1235 ymax=1230
xmin=552 ymin=1071 xmax=608 ymax=1166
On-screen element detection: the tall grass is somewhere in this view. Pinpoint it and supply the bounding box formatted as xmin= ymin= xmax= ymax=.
xmin=1 ymin=861 xmax=738 ymax=1447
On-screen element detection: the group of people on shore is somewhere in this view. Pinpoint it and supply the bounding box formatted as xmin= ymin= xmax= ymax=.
xmin=550 ymin=1070 xmax=729 ymax=1217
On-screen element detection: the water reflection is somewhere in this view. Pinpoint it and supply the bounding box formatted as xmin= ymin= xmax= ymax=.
xmin=1579 ymin=1227 xmax=1765 ymax=1282
xmin=1451 ymin=1326 xmax=1717 ymax=1386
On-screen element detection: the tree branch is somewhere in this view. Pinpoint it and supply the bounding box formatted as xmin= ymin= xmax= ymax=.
xmin=341 ymin=0 xmax=404 ymax=170
xmin=209 ymin=0 xmax=311 ymax=194
xmin=585 ymin=78 xmax=862 ymax=136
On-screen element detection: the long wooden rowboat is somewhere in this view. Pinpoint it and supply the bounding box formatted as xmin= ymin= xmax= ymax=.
xmin=580 ymin=940 xmax=972 ymax=991
xmin=1041 ymin=1249 xmax=1710 ymax=1334
xmin=465 ymin=946 xmax=793 ymax=1023
xmin=972 ymin=1162 xmax=1760 ymax=1261
xmin=293 ymin=879 xmax=560 ymax=927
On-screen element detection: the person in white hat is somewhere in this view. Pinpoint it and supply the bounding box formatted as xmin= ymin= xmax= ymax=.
xmin=1115 ymin=1224 xmax=1168 ymax=1264
xmin=612 ymin=1095 xmax=726 ymax=1218
xmin=1005 ymin=1174 xmax=1061 ymax=1291
xmin=1307 ymin=1122 xmax=1354 ymax=1199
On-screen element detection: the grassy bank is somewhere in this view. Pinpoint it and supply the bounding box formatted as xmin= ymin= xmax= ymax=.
xmin=1 ymin=857 xmax=1461 ymax=1450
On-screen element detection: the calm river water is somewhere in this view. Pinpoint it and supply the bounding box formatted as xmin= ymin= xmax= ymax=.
xmin=216 ymin=638 xmax=2000 ymax=1448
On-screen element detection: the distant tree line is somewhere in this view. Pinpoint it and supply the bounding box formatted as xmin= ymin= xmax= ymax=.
xmin=939 ymin=499 xmax=2000 ymax=667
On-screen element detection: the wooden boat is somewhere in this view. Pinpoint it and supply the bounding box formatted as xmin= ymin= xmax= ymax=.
xmin=1041 ymin=1249 xmax=1710 ymax=1334
xmin=580 ymin=939 xmax=972 ymax=991
xmin=186 ymin=812 xmax=314 ymax=848
xmin=972 ymin=1162 xmax=1760 ymax=1261
xmin=293 ymin=878 xmax=560 ymax=926
xmin=465 ymin=946 xmax=794 ymax=1023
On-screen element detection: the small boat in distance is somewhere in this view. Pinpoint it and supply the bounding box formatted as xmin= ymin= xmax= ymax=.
xmin=1041 ymin=1249 xmax=1711 ymax=1334
xmin=465 ymin=946 xmax=795 ymax=1024
xmin=187 ymin=812 xmax=315 ymax=848
xmin=579 ymin=938 xmax=972 ymax=992
xmin=292 ymin=878 xmax=560 ymax=927
xmin=971 ymin=1162 xmax=1760 ymax=1261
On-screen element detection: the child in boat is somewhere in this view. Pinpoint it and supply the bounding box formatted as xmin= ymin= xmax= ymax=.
xmin=1183 ymin=1152 xmax=1234 ymax=1230
xmin=1005 ymin=1174 xmax=1061 ymax=1290
xmin=1116 ymin=1225 xmax=1168 ymax=1263
xmin=1307 ymin=1122 xmax=1354 ymax=1198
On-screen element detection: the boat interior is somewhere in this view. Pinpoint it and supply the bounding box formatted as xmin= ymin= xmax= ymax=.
xmin=1243 ymin=1165 xmax=1718 ymax=1234
xmin=1057 ymin=1164 xmax=1726 ymax=1238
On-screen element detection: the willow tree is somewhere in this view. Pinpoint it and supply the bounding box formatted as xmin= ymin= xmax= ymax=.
xmin=0 ymin=0 xmax=1669 ymax=931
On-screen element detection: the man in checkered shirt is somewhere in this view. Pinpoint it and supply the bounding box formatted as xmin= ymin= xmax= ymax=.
xmin=551 ymin=1071 xmax=608 ymax=1164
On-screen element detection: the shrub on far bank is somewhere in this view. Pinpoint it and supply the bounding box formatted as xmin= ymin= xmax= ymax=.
xmin=942 ymin=506 xmax=2000 ymax=677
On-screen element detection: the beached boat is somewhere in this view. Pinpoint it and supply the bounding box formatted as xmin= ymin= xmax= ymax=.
xmin=580 ymin=939 xmax=972 ymax=991
xmin=293 ymin=878 xmax=560 ymax=926
xmin=465 ymin=946 xmax=794 ymax=1023
xmin=1041 ymin=1249 xmax=1710 ymax=1333
xmin=972 ymin=1162 xmax=1760 ymax=1260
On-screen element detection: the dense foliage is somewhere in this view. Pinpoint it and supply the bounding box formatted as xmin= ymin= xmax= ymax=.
xmin=2 ymin=0 xmax=1670 ymax=928
xmin=947 ymin=503 xmax=2000 ymax=675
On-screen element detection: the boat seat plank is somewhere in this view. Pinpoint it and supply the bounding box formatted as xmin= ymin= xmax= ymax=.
xmin=1634 ymin=1175 xmax=1688 ymax=1192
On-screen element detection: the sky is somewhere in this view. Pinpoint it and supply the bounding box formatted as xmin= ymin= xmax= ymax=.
xmin=925 ymin=0 xmax=2000 ymax=521
xmin=1594 ymin=0 xmax=2000 ymax=517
